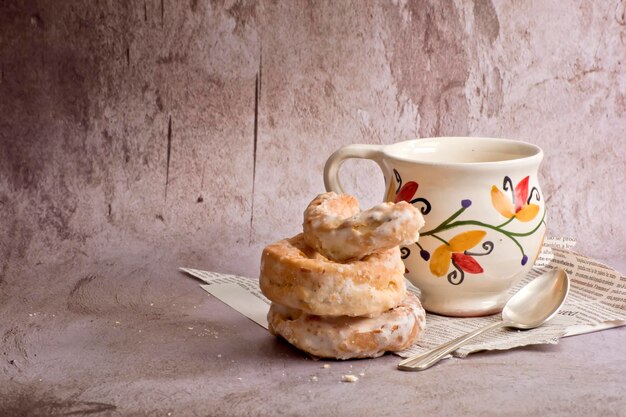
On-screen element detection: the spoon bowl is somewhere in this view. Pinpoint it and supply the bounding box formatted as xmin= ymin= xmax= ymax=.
xmin=502 ymin=268 xmax=570 ymax=329
xmin=398 ymin=268 xmax=570 ymax=371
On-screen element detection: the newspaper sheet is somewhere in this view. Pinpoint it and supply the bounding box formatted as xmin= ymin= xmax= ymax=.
xmin=180 ymin=237 xmax=625 ymax=359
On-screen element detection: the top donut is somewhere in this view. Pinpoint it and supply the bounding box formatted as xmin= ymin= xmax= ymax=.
xmin=303 ymin=192 xmax=425 ymax=262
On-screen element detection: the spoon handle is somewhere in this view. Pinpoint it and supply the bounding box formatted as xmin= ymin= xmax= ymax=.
xmin=398 ymin=320 xmax=507 ymax=371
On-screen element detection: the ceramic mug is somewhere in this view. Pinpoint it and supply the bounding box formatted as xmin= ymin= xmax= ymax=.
xmin=324 ymin=137 xmax=546 ymax=317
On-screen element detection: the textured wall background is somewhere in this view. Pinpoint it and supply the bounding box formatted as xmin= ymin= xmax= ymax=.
xmin=1 ymin=0 xmax=625 ymax=282
xmin=1 ymin=1 xmax=625 ymax=415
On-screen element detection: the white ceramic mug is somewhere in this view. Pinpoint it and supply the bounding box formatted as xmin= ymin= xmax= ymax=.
xmin=324 ymin=137 xmax=546 ymax=317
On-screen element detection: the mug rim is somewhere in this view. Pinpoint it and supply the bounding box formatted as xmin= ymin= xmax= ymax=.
xmin=383 ymin=137 xmax=544 ymax=167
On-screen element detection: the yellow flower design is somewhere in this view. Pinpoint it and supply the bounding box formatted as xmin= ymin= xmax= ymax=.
xmin=429 ymin=230 xmax=487 ymax=277
xmin=491 ymin=176 xmax=539 ymax=222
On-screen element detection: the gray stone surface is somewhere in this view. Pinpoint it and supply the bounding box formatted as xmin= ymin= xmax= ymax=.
xmin=1 ymin=249 xmax=625 ymax=416
xmin=1 ymin=1 xmax=625 ymax=415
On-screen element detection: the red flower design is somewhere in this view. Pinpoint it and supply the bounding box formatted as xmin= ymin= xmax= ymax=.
xmin=395 ymin=181 xmax=418 ymax=203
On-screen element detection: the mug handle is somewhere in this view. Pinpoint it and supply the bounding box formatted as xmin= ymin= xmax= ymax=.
xmin=323 ymin=144 xmax=386 ymax=194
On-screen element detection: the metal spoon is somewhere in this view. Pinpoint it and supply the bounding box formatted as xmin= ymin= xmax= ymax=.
xmin=398 ymin=268 xmax=570 ymax=371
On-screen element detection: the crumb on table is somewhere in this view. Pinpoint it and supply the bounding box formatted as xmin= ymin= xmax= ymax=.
xmin=341 ymin=374 xmax=358 ymax=383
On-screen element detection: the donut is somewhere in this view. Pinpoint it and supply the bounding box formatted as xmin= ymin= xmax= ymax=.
xmin=260 ymin=233 xmax=406 ymax=317
xmin=303 ymin=192 xmax=425 ymax=262
xmin=267 ymin=293 xmax=426 ymax=359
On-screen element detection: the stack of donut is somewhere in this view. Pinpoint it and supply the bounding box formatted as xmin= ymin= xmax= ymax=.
xmin=260 ymin=192 xmax=427 ymax=359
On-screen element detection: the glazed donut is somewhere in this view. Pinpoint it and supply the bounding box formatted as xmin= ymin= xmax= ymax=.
xmin=267 ymin=293 xmax=426 ymax=359
xmin=260 ymin=233 xmax=406 ymax=317
xmin=303 ymin=192 xmax=425 ymax=262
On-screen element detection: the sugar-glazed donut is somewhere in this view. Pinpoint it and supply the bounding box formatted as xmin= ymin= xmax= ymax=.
xmin=267 ymin=293 xmax=426 ymax=359
xmin=260 ymin=234 xmax=406 ymax=317
xmin=303 ymin=192 xmax=425 ymax=262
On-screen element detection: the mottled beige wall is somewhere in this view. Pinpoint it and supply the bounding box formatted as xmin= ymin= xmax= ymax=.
xmin=1 ymin=0 xmax=625 ymax=280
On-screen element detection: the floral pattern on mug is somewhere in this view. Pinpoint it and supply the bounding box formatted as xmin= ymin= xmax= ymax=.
xmin=394 ymin=171 xmax=545 ymax=285
xmin=391 ymin=169 xmax=431 ymax=214
xmin=395 ymin=181 xmax=418 ymax=203
xmin=490 ymin=176 xmax=540 ymax=222
xmin=429 ymin=231 xmax=487 ymax=277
